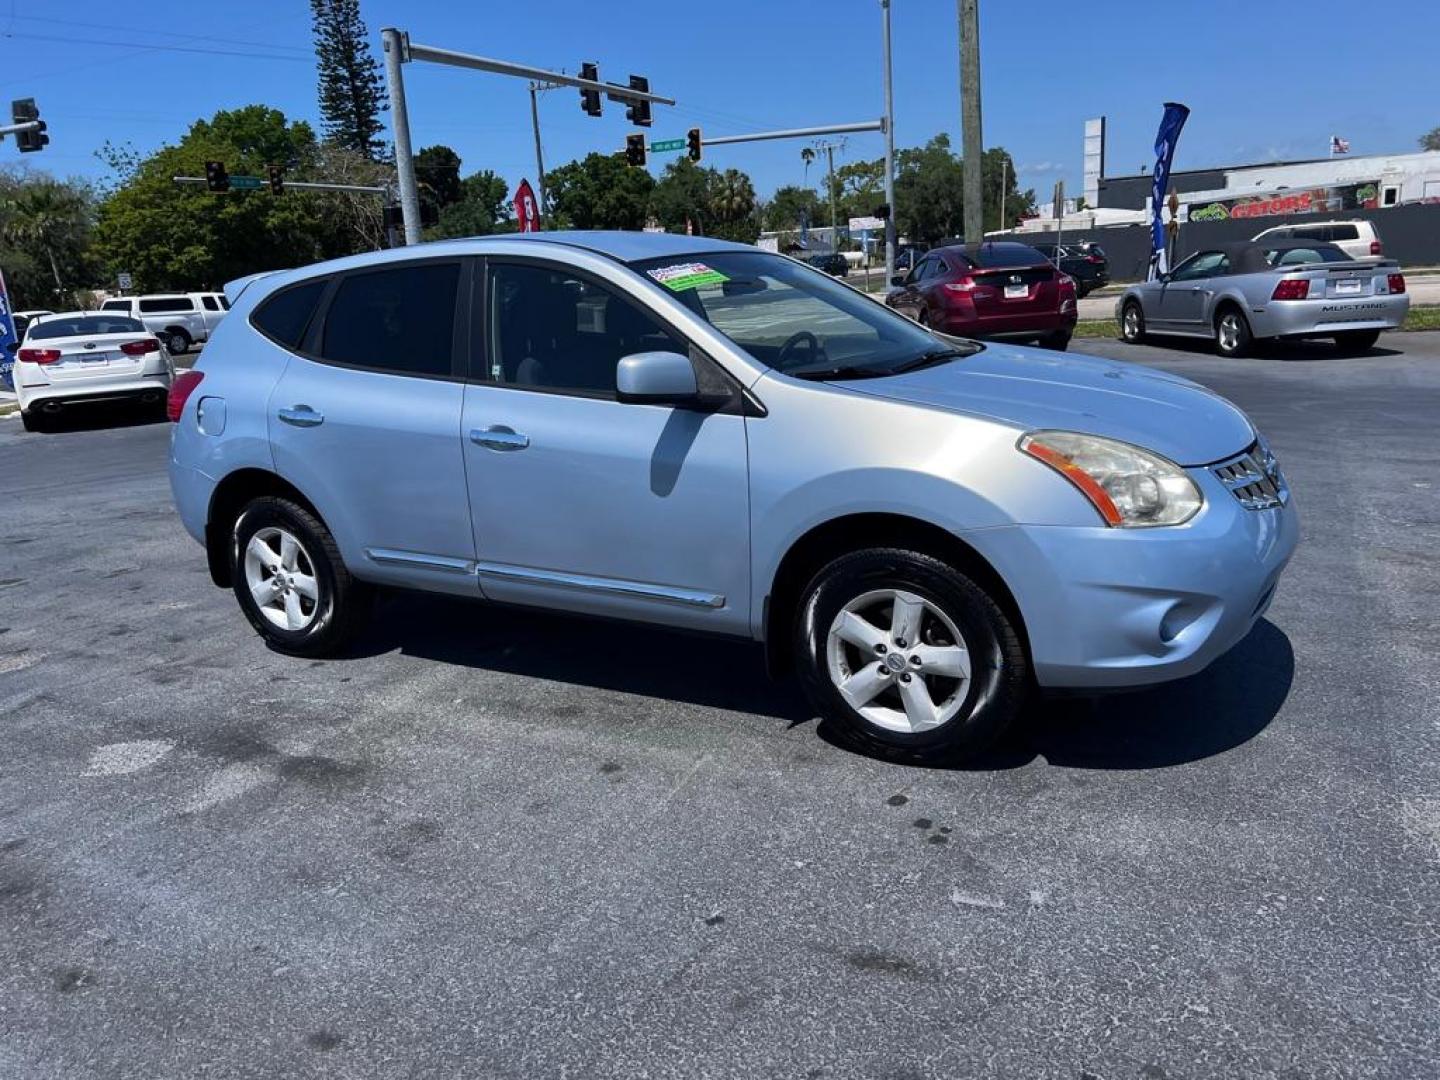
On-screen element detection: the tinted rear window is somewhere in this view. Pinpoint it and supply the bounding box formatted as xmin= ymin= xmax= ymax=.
xmin=317 ymin=262 xmax=459 ymax=377
xmin=966 ymin=242 xmax=1048 ymax=269
xmin=1327 ymin=224 xmax=1359 ymax=241
xmin=1265 ymin=245 xmax=1351 ymax=266
xmin=28 ymin=316 xmax=145 ymax=339
xmin=101 ymin=300 xmax=131 ymax=311
xmin=252 ymin=279 xmax=327 ymax=348
xmin=202 ymin=296 xmax=219 ymax=310
xmin=138 ymin=297 xmax=194 ymax=313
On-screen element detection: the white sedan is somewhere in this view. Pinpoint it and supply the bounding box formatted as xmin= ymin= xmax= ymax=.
xmin=12 ymin=312 xmax=174 ymax=431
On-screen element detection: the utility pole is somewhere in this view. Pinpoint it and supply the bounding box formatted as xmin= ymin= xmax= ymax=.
xmin=958 ymin=0 xmax=984 ymax=248
xmin=881 ymin=0 xmax=897 ymax=282
xmin=999 ymin=154 xmax=1007 ymax=234
xmin=381 ymin=28 xmax=423 ymax=245
xmin=813 ymin=138 xmax=846 ymax=253
xmin=528 ymin=81 xmax=551 ymax=224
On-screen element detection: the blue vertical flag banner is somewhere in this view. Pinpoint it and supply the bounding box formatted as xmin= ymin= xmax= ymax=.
xmin=0 ymin=267 xmax=19 ymax=392
xmin=1148 ymin=102 xmax=1191 ymax=281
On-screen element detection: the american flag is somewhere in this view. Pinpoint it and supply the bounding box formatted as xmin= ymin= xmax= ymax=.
xmin=1330 ymin=135 xmax=1351 ymax=155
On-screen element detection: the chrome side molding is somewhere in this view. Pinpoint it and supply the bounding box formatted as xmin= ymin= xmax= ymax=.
xmin=474 ymin=561 xmax=724 ymax=609
xmin=365 ymin=548 xmax=475 ymax=574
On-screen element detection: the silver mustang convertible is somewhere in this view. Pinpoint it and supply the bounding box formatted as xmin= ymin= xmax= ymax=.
xmin=169 ymin=232 xmax=1298 ymax=762
xmin=1117 ymin=240 xmax=1408 ymax=356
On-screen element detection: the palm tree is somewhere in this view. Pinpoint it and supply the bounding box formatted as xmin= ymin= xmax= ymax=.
xmin=709 ymin=169 xmax=756 ymax=223
xmin=0 ymin=179 xmax=92 ymax=302
xmin=801 ymin=147 xmax=815 ymax=188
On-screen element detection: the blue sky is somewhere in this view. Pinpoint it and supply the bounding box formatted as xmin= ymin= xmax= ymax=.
xmin=3 ymin=0 xmax=1437 ymax=202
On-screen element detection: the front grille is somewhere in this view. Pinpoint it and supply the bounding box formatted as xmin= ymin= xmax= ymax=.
xmin=1213 ymin=442 xmax=1288 ymax=510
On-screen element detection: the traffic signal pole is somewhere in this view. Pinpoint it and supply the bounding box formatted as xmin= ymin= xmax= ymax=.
xmin=881 ymin=0 xmax=898 ymax=282
xmin=381 ymin=28 xmax=423 ymax=245
xmin=172 ymin=176 xmax=388 ymax=195
xmin=702 ymin=120 xmax=884 ymax=148
xmin=379 ymin=27 xmax=675 ymax=243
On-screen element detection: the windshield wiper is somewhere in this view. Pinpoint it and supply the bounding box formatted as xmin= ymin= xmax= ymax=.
xmin=891 ymin=347 xmax=972 ymax=374
xmin=788 ymin=365 xmax=893 ymax=381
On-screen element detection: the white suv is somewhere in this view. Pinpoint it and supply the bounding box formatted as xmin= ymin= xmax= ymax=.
xmin=98 ymin=293 xmax=226 ymax=354
xmin=1250 ymin=220 xmax=1384 ymax=262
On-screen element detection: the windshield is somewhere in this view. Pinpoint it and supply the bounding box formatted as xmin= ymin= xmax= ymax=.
xmin=27 ymin=315 xmax=145 ymax=339
xmin=631 ymin=250 xmax=978 ymax=378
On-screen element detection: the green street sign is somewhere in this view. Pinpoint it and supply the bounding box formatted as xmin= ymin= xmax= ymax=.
xmin=649 ymin=139 xmax=685 ymax=153
xmin=229 ymin=175 xmax=264 ymax=190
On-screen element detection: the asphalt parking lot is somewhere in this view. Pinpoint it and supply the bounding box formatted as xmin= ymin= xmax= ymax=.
xmin=2 ymin=333 xmax=1437 ymax=1079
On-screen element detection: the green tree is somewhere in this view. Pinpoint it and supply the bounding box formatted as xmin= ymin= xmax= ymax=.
xmin=1422 ymin=127 xmax=1440 ymax=152
xmin=762 ymin=184 xmax=824 ymax=232
xmin=893 ymin=134 xmax=966 ymax=244
xmin=545 ymin=153 xmax=655 ymax=230
xmin=93 ymin=106 xmax=350 ymax=292
xmin=707 ymin=169 xmax=758 ymax=243
xmin=415 ymin=145 xmax=463 ymax=215
xmin=981 ymin=148 xmax=1036 ymax=230
xmin=650 ymin=157 xmax=715 ymax=233
xmin=310 ymin=0 xmax=387 ymax=159
xmin=0 ymin=167 xmax=97 ymax=308
xmin=429 ymin=169 xmax=512 ymax=239
xmin=828 ymin=159 xmax=885 ymax=223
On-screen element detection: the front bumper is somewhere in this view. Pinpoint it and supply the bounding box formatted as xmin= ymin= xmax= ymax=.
xmin=969 ymin=467 xmax=1299 ymax=689
xmin=1256 ymin=293 xmax=1409 ymax=338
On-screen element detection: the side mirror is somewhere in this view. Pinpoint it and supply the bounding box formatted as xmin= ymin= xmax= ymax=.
xmin=616 ymin=351 xmax=700 ymax=406
xmin=890 ymin=274 xmax=907 ymax=287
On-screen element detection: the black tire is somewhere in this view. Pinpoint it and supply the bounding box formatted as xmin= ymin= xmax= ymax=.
xmin=916 ymin=308 xmax=929 ymax=328
xmin=230 ymin=496 xmax=371 ymax=657
xmin=1334 ymin=329 xmax=1381 ymax=353
xmin=166 ymin=329 xmax=191 ymax=355
xmin=1214 ymin=306 xmax=1253 ymax=357
xmin=1120 ymin=300 xmax=1146 ymax=344
xmin=793 ymin=548 xmax=1029 ymax=763
xmin=1038 ymin=330 xmax=1072 ymax=351
xmin=20 ymin=410 xmax=43 ymax=433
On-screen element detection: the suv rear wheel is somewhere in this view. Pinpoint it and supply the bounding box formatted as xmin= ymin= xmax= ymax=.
xmin=794 ymin=548 xmax=1028 ymax=762
xmin=231 ymin=496 xmax=371 ymax=656
xmin=166 ymin=328 xmax=191 ymax=355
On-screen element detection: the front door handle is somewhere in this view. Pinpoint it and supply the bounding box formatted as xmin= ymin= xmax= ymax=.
xmin=470 ymin=426 xmax=530 ymax=452
xmin=278 ymin=405 xmax=323 ymax=428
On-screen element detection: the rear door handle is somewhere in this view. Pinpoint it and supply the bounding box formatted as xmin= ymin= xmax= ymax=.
xmin=277 ymin=405 xmax=324 ymax=428
xmin=470 ymin=426 xmax=529 ymax=452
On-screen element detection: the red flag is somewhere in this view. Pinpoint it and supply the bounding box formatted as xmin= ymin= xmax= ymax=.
xmin=513 ymin=179 xmax=541 ymax=233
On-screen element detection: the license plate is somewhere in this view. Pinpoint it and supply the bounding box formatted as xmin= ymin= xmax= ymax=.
xmin=1334 ymin=279 xmax=1362 ymax=295
xmin=1004 ymin=283 xmax=1029 ymax=298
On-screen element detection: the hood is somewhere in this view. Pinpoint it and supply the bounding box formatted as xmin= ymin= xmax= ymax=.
xmin=836 ymin=343 xmax=1254 ymax=466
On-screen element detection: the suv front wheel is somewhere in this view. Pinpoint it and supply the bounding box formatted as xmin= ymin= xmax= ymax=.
xmin=794 ymin=549 xmax=1028 ymax=761
xmin=231 ymin=496 xmax=371 ymax=656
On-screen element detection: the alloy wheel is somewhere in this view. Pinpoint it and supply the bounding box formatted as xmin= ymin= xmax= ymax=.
xmin=243 ymin=526 xmax=320 ymax=631
xmin=1218 ymin=313 xmax=1242 ymax=353
xmin=825 ymin=588 xmax=972 ymax=734
xmin=1123 ymin=305 xmax=1141 ymax=340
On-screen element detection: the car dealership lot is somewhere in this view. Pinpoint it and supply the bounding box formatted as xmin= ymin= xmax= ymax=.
xmin=1 ymin=336 xmax=1437 ymax=1078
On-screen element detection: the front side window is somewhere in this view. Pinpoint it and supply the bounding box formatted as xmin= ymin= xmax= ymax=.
xmin=486 ymin=262 xmax=685 ymax=395
xmin=318 ymin=263 xmax=460 ymax=377
xmin=1170 ymin=251 xmax=1228 ymax=281
xmin=633 ymin=250 xmax=976 ymax=379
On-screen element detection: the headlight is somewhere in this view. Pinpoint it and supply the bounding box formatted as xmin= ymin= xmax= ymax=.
xmin=1018 ymin=430 xmax=1203 ymax=527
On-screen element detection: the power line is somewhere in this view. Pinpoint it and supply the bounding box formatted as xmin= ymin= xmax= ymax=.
xmin=3 ymin=12 xmax=312 ymax=54
xmin=1 ymin=31 xmax=312 ymax=63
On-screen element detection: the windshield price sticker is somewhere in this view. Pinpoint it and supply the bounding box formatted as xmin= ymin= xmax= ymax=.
xmin=646 ymin=262 xmax=729 ymax=292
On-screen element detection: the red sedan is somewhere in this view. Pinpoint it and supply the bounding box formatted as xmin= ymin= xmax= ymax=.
xmin=885 ymin=241 xmax=1078 ymax=350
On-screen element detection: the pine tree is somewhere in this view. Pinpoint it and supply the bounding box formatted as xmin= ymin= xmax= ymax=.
xmin=310 ymin=0 xmax=387 ymax=159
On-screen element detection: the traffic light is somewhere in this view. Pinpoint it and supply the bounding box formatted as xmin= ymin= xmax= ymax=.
xmin=204 ymin=160 xmax=230 ymax=193
xmin=11 ymin=99 xmax=48 ymax=153
xmin=383 ymin=204 xmax=404 ymax=230
xmin=625 ymin=75 xmax=651 ymax=127
xmin=578 ymin=62 xmax=602 ymax=117
xmin=686 ymin=127 xmax=702 ymax=162
xmin=267 ymin=165 xmax=284 ymax=196
xmin=624 ymin=133 xmax=647 ymax=168
xmin=874 ymin=203 xmax=890 ymax=220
